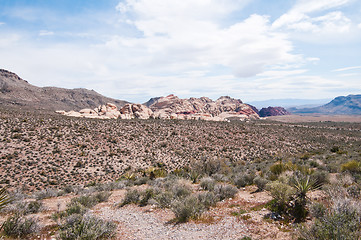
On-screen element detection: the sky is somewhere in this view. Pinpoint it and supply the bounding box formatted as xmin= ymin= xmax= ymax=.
xmin=0 ymin=0 xmax=360 ymax=103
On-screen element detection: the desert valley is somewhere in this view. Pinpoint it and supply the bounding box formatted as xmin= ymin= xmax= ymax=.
xmin=0 ymin=69 xmax=361 ymax=239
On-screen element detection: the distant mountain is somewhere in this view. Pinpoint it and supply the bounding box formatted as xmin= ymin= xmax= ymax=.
xmin=290 ymin=94 xmax=361 ymax=115
xmin=0 ymin=69 xmax=128 ymax=111
xmin=247 ymin=98 xmax=331 ymax=109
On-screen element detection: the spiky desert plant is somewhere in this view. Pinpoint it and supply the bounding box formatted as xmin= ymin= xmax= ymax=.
xmin=0 ymin=187 xmax=12 ymax=211
xmin=291 ymin=174 xmax=322 ymax=222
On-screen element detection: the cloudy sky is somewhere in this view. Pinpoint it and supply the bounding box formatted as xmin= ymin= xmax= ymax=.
xmin=0 ymin=0 xmax=360 ymax=103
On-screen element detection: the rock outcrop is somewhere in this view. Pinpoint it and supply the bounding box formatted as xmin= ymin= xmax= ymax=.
xmin=146 ymin=95 xmax=259 ymax=121
xmin=259 ymin=107 xmax=290 ymax=117
xmin=57 ymin=95 xmax=260 ymax=121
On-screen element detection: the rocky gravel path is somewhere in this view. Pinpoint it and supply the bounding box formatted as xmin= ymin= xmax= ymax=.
xmin=96 ymin=205 xmax=249 ymax=240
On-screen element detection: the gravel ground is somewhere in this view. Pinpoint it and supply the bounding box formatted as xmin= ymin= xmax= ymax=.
xmin=97 ymin=205 xmax=250 ymax=240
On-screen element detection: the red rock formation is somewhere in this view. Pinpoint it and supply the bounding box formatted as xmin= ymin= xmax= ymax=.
xmin=259 ymin=107 xmax=290 ymax=117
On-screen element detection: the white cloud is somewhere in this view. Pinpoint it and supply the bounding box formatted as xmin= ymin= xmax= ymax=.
xmin=272 ymin=0 xmax=354 ymax=38
xmin=333 ymin=66 xmax=361 ymax=71
xmin=39 ymin=30 xmax=54 ymax=36
xmin=0 ymin=22 xmax=5 ymax=26
xmin=111 ymin=0 xmax=301 ymax=78
xmin=292 ymin=0 xmax=350 ymax=13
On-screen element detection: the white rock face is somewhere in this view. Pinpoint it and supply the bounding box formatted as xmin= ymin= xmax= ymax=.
xmin=56 ymin=95 xmax=260 ymax=121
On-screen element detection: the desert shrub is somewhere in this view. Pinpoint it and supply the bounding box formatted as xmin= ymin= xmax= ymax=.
xmin=120 ymin=189 xmax=141 ymax=206
xmin=213 ymin=184 xmax=238 ymax=201
xmin=171 ymin=195 xmax=205 ymax=222
xmin=211 ymin=173 xmax=229 ymax=182
xmin=266 ymin=181 xmax=295 ymax=215
xmin=71 ymin=191 xmax=111 ymax=209
xmin=171 ymin=182 xmax=192 ymax=199
xmin=310 ymin=171 xmax=329 ymax=187
xmin=341 ymin=160 xmax=360 ymax=173
xmin=1 ymin=214 xmax=39 ymax=238
xmin=93 ymin=191 xmax=111 ymax=203
xmin=134 ymin=176 xmax=149 ymax=186
xmin=269 ymin=162 xmax=286 ymax=176
xmin=34 ymin=188 xmax=60 ymax=200
xmin=154 ymin=191 xmax=173 ymax=208
xmin=253 ymin=176 xmax=269 ymax=191
xmin=139 ymin=188 xmax=155 ymax=207
xmin=58 ymin=214 xmax=116 ymax=240
xmin=197 ymin=191 xmax=217 ymax=209
xmin=309 ymin=202 xmax=327 ymax=219
xmin=347 ymin=184 xmax=361 ymax=199
xmin=27 ymin=200 xmax=43 ymax=214
xmin=234 ymin=173 xmax=254 ymax=188
xmin=299 ymin=198 xmax=361 ymax=240
xmin=330 ymin=146 xmax=341 ymax=153
xmin=200 ymin=177 xmax=216 ymax=191
xmin=66 ymin=202 xmax=88 ymax=216
xmin=192 ymin=158 xmax=230 ymax=176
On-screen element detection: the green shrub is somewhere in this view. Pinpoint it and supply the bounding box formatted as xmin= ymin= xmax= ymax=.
xmin=234 ymin=173 xmax=254 ymax=188
xmin=347 ymin=184 xmax=361 ymax=199
xmin=341 ymin=160 xmax=360 ymax=173
xmin=120 ymin=189 xmax=141 ymax=206
xmin=213 ymin=184 xmax=238 ymax=201
xmin=34 ymin=188 xmax=60 ymax=200
xmin=310 ymin=171 xmax=329 ymax=187
xmin=197 ymin=191 xmax=217 ymax=209
xmin=309 ymin=202 xmax=327 ymax=219
xmin=58 ymin=214 xmax=116 ymax=240
xmin=330 ymin=146 xmax=340 ymax=153
xmin=171 ymin=195 xmax=205 ymax=222
xmin=66 ymin=202 xmax=88 ymax=216
xmin=154 ymin=191 xmax=173 ymax=208
xmin=139 ymin=188 xmax=155 ymax=207
xmin=266 ymin=181 xmax=295 ymax=214
xmin=253 ymin=176 xmax=269 ymax=191
xmin=15 ymin=200 xmax=43 ymax=215
xmin=71 ymin=191 xmax=111 ymax=209
xmin=200 ymin=177 xmax=216 ymax=191
xmin=299 ymin=199 xmax=361 ymax=240
xmin=172 ymin=182 xmax=192 ymax=199
xmin=1 ymin=214 xmax=39 ymax=238
xmin=269 ymin=162 xmax=286 ymax=176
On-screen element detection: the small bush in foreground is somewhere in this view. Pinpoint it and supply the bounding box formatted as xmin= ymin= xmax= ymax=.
xmin=171 ymin=195 xmax=205 ymax=222
xmin=299 ymin=198 xmax=361 ymax=240
xmin=1 ymin=214 xmax=39 ymax=238
xmin=58 ymin=214 xmax=116 ymax=240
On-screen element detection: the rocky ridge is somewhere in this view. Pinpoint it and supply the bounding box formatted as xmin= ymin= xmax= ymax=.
xmin=0 ymin=69 xmax=128 ymax=111
xmin=58 ymin=94 xmax=260 ymax=121
xmin=290 ymin=94 xmax=361 ymax=115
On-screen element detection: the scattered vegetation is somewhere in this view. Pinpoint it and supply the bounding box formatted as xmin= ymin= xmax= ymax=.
xmin=1 ymin=107 xmax=361 ymax=238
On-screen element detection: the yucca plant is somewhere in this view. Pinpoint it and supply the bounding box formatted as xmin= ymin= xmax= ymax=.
xmin=290 ymin=174 xmax=322 ymax=222
xmin=0 ymin=187 xmax=12 ymax=211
